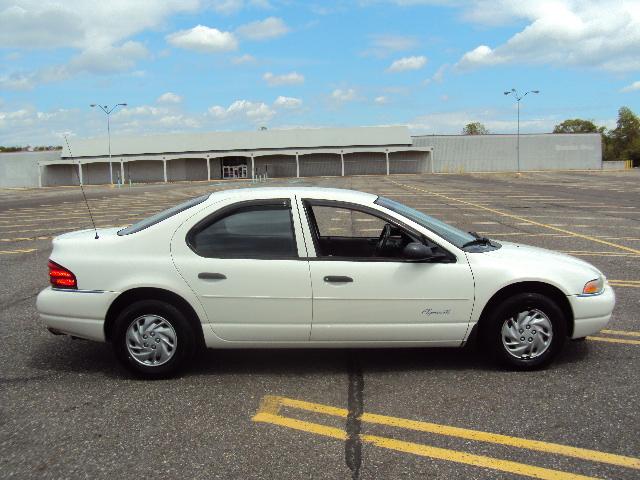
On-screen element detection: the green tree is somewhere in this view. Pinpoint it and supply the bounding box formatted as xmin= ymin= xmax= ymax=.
xmin=609 ymin=106 xmax=640 ymax=162
xmin=462 ymin=122 xmax=489 ymax=135
xmin=552 ymin=118 xmax=604 ymax=134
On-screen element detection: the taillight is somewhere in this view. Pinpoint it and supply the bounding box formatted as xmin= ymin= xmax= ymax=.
xmin=48 ymin=260 xmax=77 ymax=289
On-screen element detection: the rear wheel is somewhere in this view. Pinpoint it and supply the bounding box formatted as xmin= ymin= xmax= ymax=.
xmin=113 ymin=299 xmax=196 ymax=378
xmin=484 ymin=293 xmax=566 ymax=370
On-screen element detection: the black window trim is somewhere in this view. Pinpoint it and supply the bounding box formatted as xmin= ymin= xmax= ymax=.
xmin=301 ymin=199 xmax=456 ymax=263
xmin=186 ymin=198 xmax=301 ymax=260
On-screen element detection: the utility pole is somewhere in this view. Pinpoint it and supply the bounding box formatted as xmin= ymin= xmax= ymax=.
xmin=90 ymin=103 xmax=127 ymax=184
xmin=503 ymin=89 xmax=539 ymax=172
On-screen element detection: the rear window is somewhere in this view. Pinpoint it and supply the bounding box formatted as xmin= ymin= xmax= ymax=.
xmin=118 ymin=194 xmax=209 ymax=235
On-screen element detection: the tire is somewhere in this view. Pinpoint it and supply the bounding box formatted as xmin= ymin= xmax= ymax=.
xmin=483 ymin=293 xmax=567 ymax=370
xmin=113 ymin=299 xmax=196 ymax=379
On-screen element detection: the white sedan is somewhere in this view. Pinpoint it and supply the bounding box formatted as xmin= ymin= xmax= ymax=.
xmin=37 ymin=187 xmax=615 ymax=377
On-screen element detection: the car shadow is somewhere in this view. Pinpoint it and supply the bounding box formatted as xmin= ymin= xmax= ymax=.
xmin=28 ymin=335 xmax=593 ymax=380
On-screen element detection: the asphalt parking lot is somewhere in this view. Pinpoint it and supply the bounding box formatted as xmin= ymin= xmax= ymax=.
xmin=1 ymin=170 xmax=639 ymax=479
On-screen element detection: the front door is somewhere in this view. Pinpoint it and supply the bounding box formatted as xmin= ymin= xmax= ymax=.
xmin=171 ymin=198 xmax=312 ymax=342
xmin=301 ymin=200 xmax=474 ymax=344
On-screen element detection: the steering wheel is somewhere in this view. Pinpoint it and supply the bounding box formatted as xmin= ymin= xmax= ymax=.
xmin=375 ymin=223 xmax=392 ymax=256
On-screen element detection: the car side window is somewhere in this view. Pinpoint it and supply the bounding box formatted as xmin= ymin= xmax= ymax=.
xmin=312 ymin=205 xmax=388 ymax=238
xmin=305 ymin=202 xmax=419 ymax=260
xmin=189 ymin=203 xmax=297 ymax=259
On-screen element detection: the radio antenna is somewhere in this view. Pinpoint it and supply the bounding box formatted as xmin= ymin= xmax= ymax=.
xmin=64 ymin=134 xmax=99 ymax=239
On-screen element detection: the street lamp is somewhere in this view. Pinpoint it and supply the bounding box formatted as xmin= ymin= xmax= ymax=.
xmin=90 ymin=103 xmax=127 ymax=184
xmin=504 ymin=89 xmax=539 ymax=172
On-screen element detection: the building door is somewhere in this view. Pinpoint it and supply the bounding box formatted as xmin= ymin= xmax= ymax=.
xmin=222 ymin=158 xmax=248 ymax=179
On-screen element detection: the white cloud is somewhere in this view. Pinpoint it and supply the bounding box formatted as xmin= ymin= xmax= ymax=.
xmin=363 ymin=34 xmax=419 ymax=57
xmin=0 ymin=1 xmax=199 ymax=88
xmin=274 ymin=96 xmax=302 ymax=108
xmin=620 ymin=81 xmax=640 ymax=93
xmin=236 ymin=17 xmax=289 ymax=40
xmin=263 ymin=71 xmax=305 ymax=86
xmin=210 ymin=0 xmax=272 ymax=15
xmin=407 ymin=109 xmax=554 ymax=135
xmin=70 ymin=41 xmax=149 ymax=74
xmin=331 ymin=88 xmax=357 ymax=102
xmin=427 ymin=63 xmax=448 ymax=84
xmin=387 ymin=55 xmax=427 ymax=72
xmin=374 ymin=96 xmax=388 ymax=104
xmin=208 ymin=99 xmax=275 ymax=123
xmin=0 ymin=1 xmax=199 ymax=50
xmin=157 ymin=114 xmax=199 ymax=128
xmin=114 ymin=106 xmax=169 ymax=118
xmin=232 ymin=53 xmax=257 ymax=64
xmin=167 ymin=25 xmax=238 ymax=53
xmin=455 ymin=1 xmax=640 ymax=72
xmin=157 ymin=92 xmax=183 ymax=104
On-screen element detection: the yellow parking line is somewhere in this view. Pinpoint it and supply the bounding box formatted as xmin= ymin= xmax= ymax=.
xmin=389 ymin=180 xmax=640 ymax=255
xmin=600 ymin=329 xmax=640 ymax=337
xmin=587 ymin=336 xmax=640 ymax=346
xmin=253 ymin=411 xmax=599 ymax=480
xmin=0 ymin=248 xmax=37 ymax=255
xmin=608 ymin=280 xmax=640 ymax=284
xmin=608 ymin=282 xmax=640 ymax=288
xmin=274 ymin=396 xmax=639 ymax=470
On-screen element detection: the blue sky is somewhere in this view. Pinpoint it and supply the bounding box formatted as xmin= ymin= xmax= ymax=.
xmin=0 ymin=0 xmax=638 ymax=145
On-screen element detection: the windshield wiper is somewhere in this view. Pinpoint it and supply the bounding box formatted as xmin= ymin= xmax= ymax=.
xmin=462 ymin=237 xmax=492 ymax=248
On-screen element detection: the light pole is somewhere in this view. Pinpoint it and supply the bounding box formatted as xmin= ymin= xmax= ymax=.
xmin=90 ymin=103 xmax=127 ymax=184
xmin=503 ymin=89 xmax=539 ymax=172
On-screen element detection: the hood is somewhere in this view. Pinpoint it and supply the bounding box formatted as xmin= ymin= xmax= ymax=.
xmin=484 ymin=241 xmax=603 ymax=277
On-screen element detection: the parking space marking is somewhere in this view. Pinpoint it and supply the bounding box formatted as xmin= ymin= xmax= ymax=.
xmin=253 ymin=395 xmax=640 ymax=478
xmin=389 ymin=180 xmax=640 ymax=255
xmin=609 ymin=280 xmax=640 ymax=288
xmin=587 ymin=336 xmax=640 ymax=346
xmin=600 ymin=329 xmax=640 ymax=337
xmin=0 ymin=248 xmax=37 ymax=255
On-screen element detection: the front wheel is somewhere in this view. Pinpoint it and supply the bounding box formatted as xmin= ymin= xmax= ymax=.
xmin=484 ymin=293 xmax=567 ymax=370
xmin=113 ymin=300 xmax=196 ymax=378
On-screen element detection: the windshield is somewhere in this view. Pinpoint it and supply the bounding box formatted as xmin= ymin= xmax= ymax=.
xmin=118 ymin=194 xmax=209 ymax=235
xmin=375 ymin=196 xmax=475 ymax=248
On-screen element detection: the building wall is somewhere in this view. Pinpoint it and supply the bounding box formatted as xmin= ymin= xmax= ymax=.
xmin=412 ymin=134 xmax=601 ymax=172
xmin=0 ymin=151 xmax=59 ymax=187
xmin=127 ymin=160 xmax=164 ymax=183
xmin=83 ymin=162 xmax=112 ymax=185
xmin=299 ymin=153 xmax=341 ymax=177
xmin=389 ymin=151 xmax=430 ymax=174
xmin=44 ymin=164 xmax=78 ymax=186
xmin=344 ymin=152 xmax=386 ymax=175
xmin=255 ymin=155 xmax=297 ymax=178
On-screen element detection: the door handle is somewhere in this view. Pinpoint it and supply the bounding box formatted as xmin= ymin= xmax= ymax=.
xmin=324 ymin=276 xmax=353 ymax=283
xmin=198 ymin=272 xmax=227 ymax=280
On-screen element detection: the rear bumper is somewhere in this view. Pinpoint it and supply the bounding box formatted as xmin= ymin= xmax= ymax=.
xmin=568 ymin=284 xmax=616 ymax=339
xmin=36 ymin=287 xmax=120 ymax=342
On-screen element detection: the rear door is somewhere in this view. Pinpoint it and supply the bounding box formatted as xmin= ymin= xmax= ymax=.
xmin=171 ymin=197 xmax=312 ymax=342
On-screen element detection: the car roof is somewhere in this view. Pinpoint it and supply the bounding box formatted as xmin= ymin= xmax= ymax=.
xmin=207 ymin=186 xmax=379 ymax=205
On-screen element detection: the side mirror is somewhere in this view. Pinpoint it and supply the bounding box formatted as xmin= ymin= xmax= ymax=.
xmin=402 ymin=242 xmax=433 ymax=261
xmin=402 ymin=242 xmax=449 ymax=262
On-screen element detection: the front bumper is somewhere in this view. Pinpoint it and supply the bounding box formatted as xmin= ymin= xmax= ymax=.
xmin=36 ymin=287 xmax=120 ymax=342
xmin=568 ymin=284 xmax=616 ymax=339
